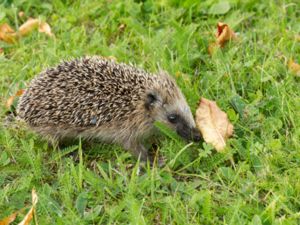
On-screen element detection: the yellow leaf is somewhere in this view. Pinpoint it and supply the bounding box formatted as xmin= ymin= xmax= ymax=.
xmin=195 ymin=97 xmax=234 ymax=152
xmin=0 ymin=212 xmax=18 ymax=225
xmin=288 ymin=59 xmax=300 ymax=77
xmin=18 ymin=189 xmax=38 ymax=225
xmin=0 ymin=23 xmax=17 ymax=43
xmin=0 ymin=18 xmax=53 ymax=44
xmin=38 ymin=21 xmax=54 ymax=37
xmin=18 ymin=18 xmax=40 ymax=36
xmin=0 ymin=189 xmax=37 ymax=225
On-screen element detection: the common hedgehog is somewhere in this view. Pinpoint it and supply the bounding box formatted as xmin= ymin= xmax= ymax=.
xmin=17 ymin=56 xmax=201 ymax=162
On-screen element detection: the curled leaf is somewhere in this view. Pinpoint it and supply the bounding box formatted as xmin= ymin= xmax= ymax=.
xmin=0 ymin=18 xmax=53 ymax=44
xmin=216 ymin=22 xmax=237 ymax=47
xmin=0 ymin=23 xmax=17 ymax=43
xmin=18 ymin=189 xmax=38 ymax=225
xmin=0 ymin=212 xmax=18 ymax=225
xmin=208 ymin=22 xmax=237 ymax=55
xmin=18 ymin=18 xmax=40 ymax=36
xmin=0 ymin=189 xmax=37 ymax=225
xmin=288 ymin=59 xmax=300 ymax=77
xmin=38 ymin=21 xmax=53 ymax=37
xmin=19 ymin=18 xmax=53 ymax=37
xmin=196 ymin=97 xmax=234 ymax=152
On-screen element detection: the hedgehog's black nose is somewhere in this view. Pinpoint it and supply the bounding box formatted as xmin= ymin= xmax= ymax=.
xmin=176 ymin=124 xmax=202 ymax=142
xmin=191 ymin=127 xmax=202 ymax=142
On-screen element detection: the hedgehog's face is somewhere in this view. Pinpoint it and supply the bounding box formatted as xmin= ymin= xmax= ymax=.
xmin=145 ymin=91 xmax=201 ymax=142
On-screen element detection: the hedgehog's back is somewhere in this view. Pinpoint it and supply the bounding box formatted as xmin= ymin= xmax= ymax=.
xmin=17 ymin=57 xmax=152 ymax=130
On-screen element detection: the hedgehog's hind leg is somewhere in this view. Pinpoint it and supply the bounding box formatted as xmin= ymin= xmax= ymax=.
xmin=31 ymin=125 xmax=78 ymax=148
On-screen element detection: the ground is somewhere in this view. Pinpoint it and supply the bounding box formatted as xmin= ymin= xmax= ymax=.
xmin=0 ymin=0 xmax=300 ymax=224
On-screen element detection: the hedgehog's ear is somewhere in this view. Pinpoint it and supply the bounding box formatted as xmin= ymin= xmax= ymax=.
xmin=145 ymin=92 xmax=158 ymax=110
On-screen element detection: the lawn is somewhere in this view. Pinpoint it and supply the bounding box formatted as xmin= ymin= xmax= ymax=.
xmin=0 ymin=0 xmax=300 ymax=224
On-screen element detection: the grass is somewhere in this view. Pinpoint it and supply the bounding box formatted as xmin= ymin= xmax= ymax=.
xmin=0 ymin=0 xmax=299 ymax=224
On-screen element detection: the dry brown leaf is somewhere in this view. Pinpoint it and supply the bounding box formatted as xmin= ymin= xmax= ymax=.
xmin=208 ymin=22 xmax=237 ymax=55
xmin=0 ymin=18 xmax=53 ymax=44
xmin=18 ymin=189 xmax=38 ymax=225
xmin=38 ymin=21 xmax=53 ymax=37
xmin=0 ymin=189 xmax=37 ymax=225
xmin=196 ymin=97 xmax=234 ymax=152
xmin=216 ymin=22 xmax=237 ymax=47
xmin=288 ymin=59 xmax=300 ymax=77
xmin=0 ymin=212 xmax=18 ymax=225
xmin=18 ymin=18 xmax=40 ymax=36
xmin=0 ymin=23 xmax=17 ymax=43
xmin=5 ymin=89 xmax=25 ymax=109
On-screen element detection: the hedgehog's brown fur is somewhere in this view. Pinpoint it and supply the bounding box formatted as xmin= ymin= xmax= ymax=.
xmin=17 ymin=56 xmax=200 ymax=162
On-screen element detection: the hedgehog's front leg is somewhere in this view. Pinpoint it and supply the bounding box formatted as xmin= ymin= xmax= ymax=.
xmin=124 ymin=141 xmax=150 ymax=162
xmin=124 ymin=140 xmax=166 ymax=166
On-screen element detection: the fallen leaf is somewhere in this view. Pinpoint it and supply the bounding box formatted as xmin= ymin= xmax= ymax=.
xmin=0 ymin=18 xmax=53 ymax=44
xmin=0 ymin=189 xmax=37 ymax=225
xmin=288 ymin=59 xmax=300 ymax=77
xmin=0 ymin=48 xmax=3 ymax=54
xmin=208 ymin=22 xmax=237 ymax=55
xmin=15 ymin=89 xmax=25 ymax=96
xmin=0 ymin=23 xmax=17 ymax=43
xmin=18 ymin=189 xmax=38 ymax=225
xmin=216 ymin=22 xmax=237 ymax=47
xmin=18 ymin=18 xmax=39 ymax=36
xmin=0 ymin=212 xmax=18 ymax=225
xmin=38 ymin=21 xmax=53 ymax=37
xmin=5 ymin=89 xmax=25 ymax=109
xmin=196 ymin=97 xmax=234 ymax=152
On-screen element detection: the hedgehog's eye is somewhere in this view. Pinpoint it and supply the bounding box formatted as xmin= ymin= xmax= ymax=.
xmin=167 ymin=114 xmax=178 ymax=123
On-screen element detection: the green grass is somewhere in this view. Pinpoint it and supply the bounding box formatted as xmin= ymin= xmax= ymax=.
xmin=0 ymin=0 xmax=300 ymax=224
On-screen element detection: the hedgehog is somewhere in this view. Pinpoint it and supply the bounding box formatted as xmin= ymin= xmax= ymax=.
xmin=17 ymin=56 xmax=201 ymax=163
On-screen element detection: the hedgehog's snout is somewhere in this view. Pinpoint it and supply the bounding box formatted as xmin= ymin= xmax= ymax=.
xmin=176 ymin=123 xmax=201 ymax=142
xmin=191 ymin=127 xmax=201 ymax=142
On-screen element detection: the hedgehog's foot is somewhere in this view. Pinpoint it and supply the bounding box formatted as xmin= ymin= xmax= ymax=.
xmin=125 ymin=141 xmax=167 ymax=167
xmin=126 ymin=142 xmax=148 ymax=162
